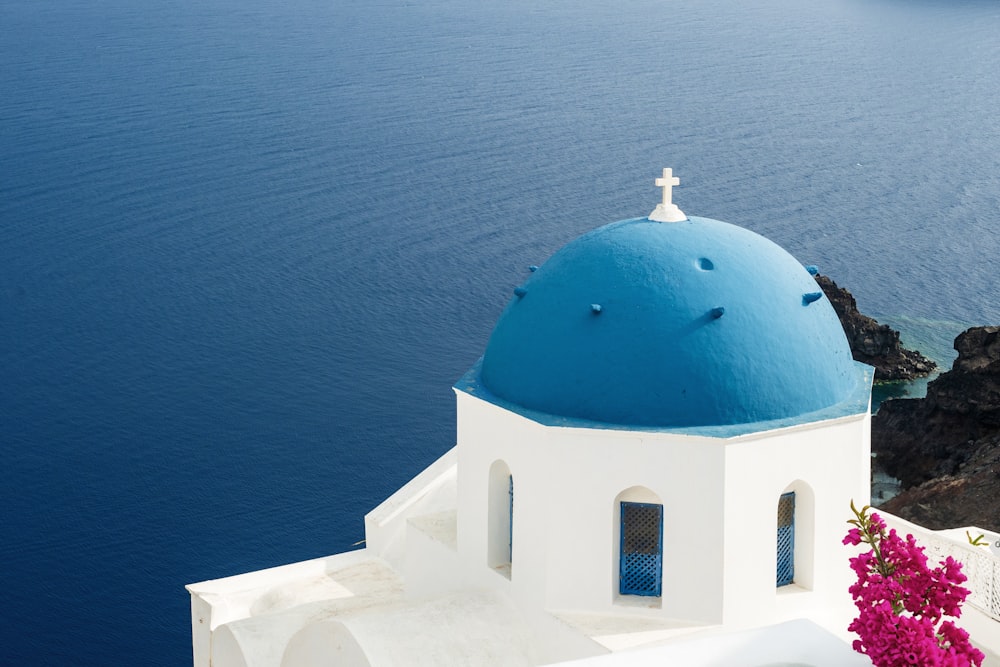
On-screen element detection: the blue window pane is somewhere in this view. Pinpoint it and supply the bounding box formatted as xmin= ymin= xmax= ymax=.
xmin=776 ymin=492 xmax=795 ymax=587
xmin=508 ymin=475 xmax=513 ymax=562
xmin=620 ymin=502 xmax=663 ymax=596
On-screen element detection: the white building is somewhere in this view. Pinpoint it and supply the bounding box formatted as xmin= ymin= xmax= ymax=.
xmin=187 ymin=171 xmax=1000 ymax=667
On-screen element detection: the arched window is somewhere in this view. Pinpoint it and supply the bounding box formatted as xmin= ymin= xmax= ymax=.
xmin=487 ymin=460 xmax=513 ymax=577
xmin=776 ymin=491 xmax=795 ymax=587
xmin=619 ymin=501 xmax=663 ymax=596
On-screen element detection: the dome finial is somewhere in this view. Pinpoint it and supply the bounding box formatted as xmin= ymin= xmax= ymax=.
xmin=649 ymin=168 xmax=687 ymax=223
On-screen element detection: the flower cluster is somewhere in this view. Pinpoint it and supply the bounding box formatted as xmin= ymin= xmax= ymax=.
xmin=844 ymin=501 xmax=984 ymax=667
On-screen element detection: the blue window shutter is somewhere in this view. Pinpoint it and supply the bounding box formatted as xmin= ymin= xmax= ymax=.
xmin=619 ymin=502 xmax=663 ymax=596
xmin=776 ymin=492 xmax=795 ymax=587
xmin=508 ymin=475 xmax=514 ymax=563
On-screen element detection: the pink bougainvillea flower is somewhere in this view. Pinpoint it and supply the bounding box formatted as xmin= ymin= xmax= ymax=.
xmin=844 ymin=501 xmax=984 ymax=667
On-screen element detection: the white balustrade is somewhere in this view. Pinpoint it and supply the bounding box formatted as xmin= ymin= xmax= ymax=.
xmin=882 ymin=513 xmax=1000 ymax=623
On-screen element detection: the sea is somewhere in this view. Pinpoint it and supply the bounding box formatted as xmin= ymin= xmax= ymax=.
xmin=2 ymin=0 xmax=999 ymax=663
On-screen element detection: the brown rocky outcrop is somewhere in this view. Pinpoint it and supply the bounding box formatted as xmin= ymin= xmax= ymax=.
xmin=814 ymin=274 xmax=935 ymax=382
xmin=878 ymin=435 xmax=1000 ymax=531
xmin=873 ymin=326 xmax=1000 ymax=531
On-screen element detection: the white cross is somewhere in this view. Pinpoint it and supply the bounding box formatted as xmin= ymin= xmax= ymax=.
xmin=655 ymin=168 xmax=680 ymax=208
xmin=648 ymin=168 xmax=686 ymax=223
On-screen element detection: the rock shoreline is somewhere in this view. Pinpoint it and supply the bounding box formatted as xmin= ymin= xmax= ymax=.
xmin=873 ymin=326 xmax=1000 ymax=532
xmin=814 ymin=274 xmax=935 ymax=382
xmin=815 ymin=274 xmax=997 ymax=531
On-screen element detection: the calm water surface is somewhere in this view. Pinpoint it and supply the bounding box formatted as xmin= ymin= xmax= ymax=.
xmin=2 ymin=0 xmax=999 ymax=663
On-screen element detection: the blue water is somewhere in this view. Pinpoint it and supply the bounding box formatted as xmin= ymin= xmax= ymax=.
xmin=2 ymin=0 xmax=999 ymax=663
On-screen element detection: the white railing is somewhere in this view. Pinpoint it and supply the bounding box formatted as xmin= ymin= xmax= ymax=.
xmin=882 ymin=513 xmax=1000 ymax=623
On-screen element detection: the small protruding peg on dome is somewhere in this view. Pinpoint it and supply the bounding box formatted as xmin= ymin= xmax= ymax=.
xmin=803 ymin=291 xmax=823 ymax=305
xmin=528 ymin=265 xmax=539 ymax=272
xmin=649 ymin=168 xmax=687 ymax=223
xmin=805 ymin=265 xmax=819 ymax=276
xmin=513 ymin=286 xmax=527 ymax=298
xmin=710 ymin=306 xmax=725 ymax=319
xmin=591 ymin=304 xmax=603 ymax=314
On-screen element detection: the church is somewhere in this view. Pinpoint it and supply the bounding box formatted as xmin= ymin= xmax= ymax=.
xmin=186 ymin=170 xmax=997 ymax=666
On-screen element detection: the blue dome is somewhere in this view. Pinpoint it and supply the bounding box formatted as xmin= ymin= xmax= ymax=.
xmin=478 ymin=216 xmax=860 ymax=428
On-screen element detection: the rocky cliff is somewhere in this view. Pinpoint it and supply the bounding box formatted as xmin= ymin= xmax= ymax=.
xmin=814 ymin=274 xmax=935 ymax=382
xmin=873 ymin=326 xmax=1000 ymax=531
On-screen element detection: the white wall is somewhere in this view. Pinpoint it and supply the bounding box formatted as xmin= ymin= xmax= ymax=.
xmin=364 ymin=448 xmax=457 ymax=571
xmin=720 ymin=412 xmax=871 ymax=627
xmin=456 ymin=390 xmax=870 ymax=630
